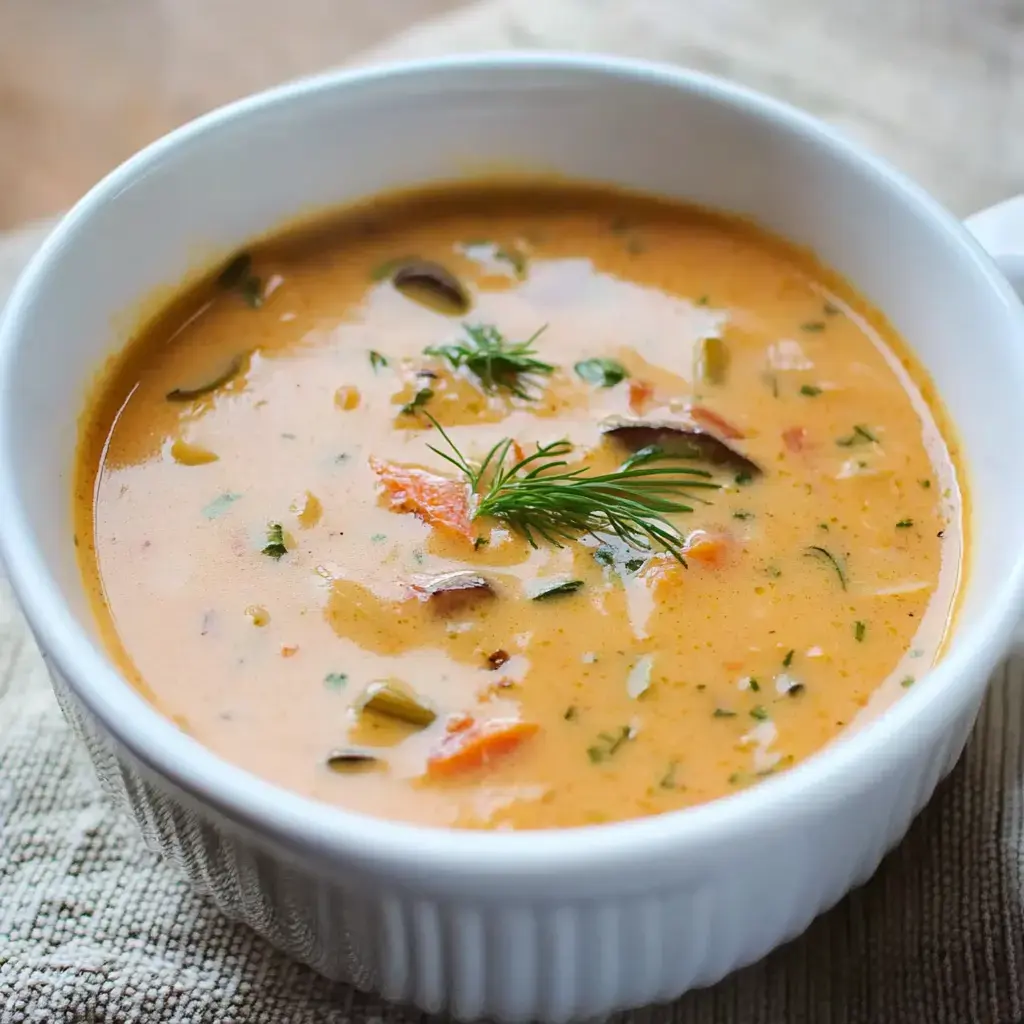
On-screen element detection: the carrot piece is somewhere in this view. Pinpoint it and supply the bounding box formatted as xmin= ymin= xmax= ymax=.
xmin=426 ymin=719 xmax=539 ymax=778
xmin=782 ymin=426 xmax=807 ymax=453
xmin=683 ymin=529 xmax=730 ymax=567
xmin=642 ymin=558 xmax=686 ymax=597
xmin=628 ymin=378 xmax=655 ymax=414
xmin=690 ymin=405 xmax=745 ymax=440
xmin=370 ymin=457 xmax=473 ymax=538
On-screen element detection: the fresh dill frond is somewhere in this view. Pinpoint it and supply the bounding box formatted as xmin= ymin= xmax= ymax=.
xmin=425 ymin=323 xmax=554 ymax=399
xmin=425 ymin=416 xmax=719 ymax=561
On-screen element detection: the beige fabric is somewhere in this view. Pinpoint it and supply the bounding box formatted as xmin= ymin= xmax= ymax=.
xmin=3 ymin=0 xmax=1024 ymax=1019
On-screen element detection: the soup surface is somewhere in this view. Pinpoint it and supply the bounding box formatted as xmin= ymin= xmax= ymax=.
xmin=76 ymin=183 xmax=963 ymax=829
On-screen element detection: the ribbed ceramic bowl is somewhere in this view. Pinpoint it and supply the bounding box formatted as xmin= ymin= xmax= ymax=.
xmin=3 ymin=54 xmax=1024 ymax=1022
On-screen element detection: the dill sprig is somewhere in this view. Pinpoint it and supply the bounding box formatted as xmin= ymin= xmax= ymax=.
xmin=425 ymin=323 xmax=554 ymax=399
xmin=426 ymin=417 xmax=719 ymax=561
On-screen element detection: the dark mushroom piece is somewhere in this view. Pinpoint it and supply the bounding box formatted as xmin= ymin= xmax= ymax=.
xmin=166 ymin=352 xmax=249 ymax=402
xmin=325 ymin=747 xmax=382 ymax=772
xmin=391 ymin=259 xmax=471 ymax=316
xmin=601 ymin=416 xmax=762 ymax=478
xmin=410 ymin=571 xmax=495 ymax=615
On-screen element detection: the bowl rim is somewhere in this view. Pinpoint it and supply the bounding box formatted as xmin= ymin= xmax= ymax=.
xmin=2 ymin=50 xmax=1024 ymax=880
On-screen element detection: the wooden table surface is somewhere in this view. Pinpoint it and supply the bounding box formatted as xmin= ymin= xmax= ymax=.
xmin=1 ymin=0 xmax=1021 ymax=235
xmin=0 ymin=0 xmax=467 ymax=230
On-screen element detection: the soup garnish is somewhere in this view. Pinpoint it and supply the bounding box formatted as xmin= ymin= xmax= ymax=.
xmin=75 ymin=182 xmax=963 ymax=829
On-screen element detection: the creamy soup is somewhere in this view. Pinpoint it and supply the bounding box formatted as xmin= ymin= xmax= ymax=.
xmin=75 ymin=183 xmax=964 ymax=829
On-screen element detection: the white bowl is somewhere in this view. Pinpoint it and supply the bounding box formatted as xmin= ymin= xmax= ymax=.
xmin=2 ymin=53 xmax=1024 ymax=1022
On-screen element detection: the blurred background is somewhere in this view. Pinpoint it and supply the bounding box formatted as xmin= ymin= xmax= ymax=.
xmin=0 ymin=0 xmax=468 ymax=230
xmin=0 ymin=0 xmax=1021 ymax=233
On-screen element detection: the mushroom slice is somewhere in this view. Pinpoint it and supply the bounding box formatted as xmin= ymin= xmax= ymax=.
xmin=601 ymin=416 xmax=762 ymax=478
xmin=391 ymin=259 xmax=471 ymax=315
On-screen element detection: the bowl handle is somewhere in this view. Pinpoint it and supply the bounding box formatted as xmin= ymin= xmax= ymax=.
xmin=966 ymin=196 xmax=1024 ymax=300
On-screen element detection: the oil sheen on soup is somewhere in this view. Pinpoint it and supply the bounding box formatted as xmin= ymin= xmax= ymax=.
xmin=76 ymin=184 xmax=963 ymax=830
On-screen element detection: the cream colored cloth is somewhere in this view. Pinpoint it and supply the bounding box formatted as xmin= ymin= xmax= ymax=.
xmin=3 ymin=1 xmax=1024 ymax=1020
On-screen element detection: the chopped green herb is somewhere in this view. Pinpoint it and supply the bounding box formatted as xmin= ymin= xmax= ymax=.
xmin=713 ymin=708 xmax=736 ymax=718
xmin=910 ymin=648 xmax=924 ymax=659
xmin=801 ymin=321 xmax=826 ymax=333
xmin=202 ymin=492 xmax=242 ymax=520
xmin=494 ymin=246 xmax=528 ymax=278
xmin=800 ymin=384 xmax=822 ymax=397
xmin=782 ymin=649 xmax=794 ymax=668
xmin=896 ymin=519 xmax=914 ymax=529
xmin=732 ymin=510 xmax=754 ymax=520
xmin=324 ymin=672 xmax=348 ymax=690
xmin=696 ymin=295 xmax=709 ymax=306
xmin=805 ymin=545 xmax=847 ymax=590
xmin=261 ymin=522 xmax=287 ymax=560
xmin=623 ymin=557 xmax=647 ymax=573
xmin=659 ymin=761 xmax=680 ymax=790
xmin=574 ymin=357 xmax=629 ymax=388
xmin=564 ymin=706 xmax=578 ymax=721
xmin=371 ymin=533 xmax=387 ymax=543
xmin=766 ymin=565 xmax=783 ymax=579
xmin=400 ymin=387 xmax=434 ymax=416
xmin=426 ymin=323 xmax=553 ymax=399
xmin=527 ymin=576 xmax=584 ymax=600
xmin=855 ymin=620 xmax=866 ymax=642
xmin=593 ymin=544 xmax=616 ymax=567
xmin=750 ymin=705 xmax=769 ymax=721
xmin=836 ymin=424 xmax=878 ymax=447
xmin=818 ymin=522 xmax=829 ymax=531
xmin=427 ymin=417 xmax=717 ymax=563
xmin=735 ymin=471 xmax=754 ymax=486
xmin=727 ymin=772 xmax=743 ymax=785
xmin=369 ymin=350 xmax=389 ymax=373
xmin=473 ymin=536 xmax=488 ymax=550
xmin=823 ymin=301 xmax=840 ymax=316
xmin=920 ymin=479 xmax=931 ymax=489
xmin=901 ymin=676 xmax=915 ymax=688
xmin=748 ymin=678 xmax=761 ymax=693
xmin=587 ymin=725 xmax=632 ymax=763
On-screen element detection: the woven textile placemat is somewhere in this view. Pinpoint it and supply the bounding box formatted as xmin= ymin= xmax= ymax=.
xmin=3 ymin=1 xmax=1024 ymax=1021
